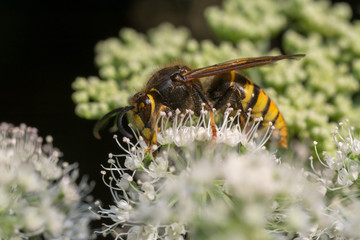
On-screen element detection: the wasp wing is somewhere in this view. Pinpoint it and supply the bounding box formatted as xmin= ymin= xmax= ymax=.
xmin=182 ymin=54 xmax=305 ymax=81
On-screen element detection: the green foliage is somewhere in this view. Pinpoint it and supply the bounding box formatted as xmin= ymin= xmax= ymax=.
xmin=72 ymin=0 xmax=360 ymax=151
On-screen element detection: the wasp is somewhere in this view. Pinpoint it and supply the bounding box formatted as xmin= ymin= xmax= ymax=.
xmin=94 ymin=54 xmax=305 ymax=148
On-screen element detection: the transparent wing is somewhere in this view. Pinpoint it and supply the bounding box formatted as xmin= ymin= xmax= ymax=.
xmin=182 ymin=54 xmax=305 ymax=81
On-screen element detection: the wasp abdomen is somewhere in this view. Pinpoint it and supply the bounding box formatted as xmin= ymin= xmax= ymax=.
xmin=207 ymin=71 xmax=288 ymax=147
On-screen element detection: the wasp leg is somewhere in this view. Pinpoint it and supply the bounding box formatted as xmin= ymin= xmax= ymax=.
xmin=153 ymin=105 xmax=172 ymax=144
xmin=192 ymin=84 xmax=217 ymax=140
xmin=143 ymin=105 xmax=172 ymax=154
xmin=212 ymin=85 xmax=243 ymax=112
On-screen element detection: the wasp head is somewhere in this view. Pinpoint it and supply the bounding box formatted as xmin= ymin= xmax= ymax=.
xmin=130 ymin=92 xmax=157 ymax=145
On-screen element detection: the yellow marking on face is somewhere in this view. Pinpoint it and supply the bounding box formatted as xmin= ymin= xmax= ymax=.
xmin=142 ymin=128 xmax=152 ymax=140
xmin=133 ymin=114 xmax=144 ymax=129
xmin=146 ymin=94 xmax=155 ymax=117
xmin=139 ymin=102 xmax=145 ymax=109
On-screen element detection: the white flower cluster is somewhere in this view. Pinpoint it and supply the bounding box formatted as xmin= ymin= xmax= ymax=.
xmin=307 ymin=120 xmax=360 ymax=239
xmin=310 ymin=120 xmax=360 ymax=190
xmin=95 ymin=109 xmax=357 ymax=240
xmin=0 ymin=123 xmax=94 ymax=240
xmin=155 ymin=105 xmax=274 ymax=151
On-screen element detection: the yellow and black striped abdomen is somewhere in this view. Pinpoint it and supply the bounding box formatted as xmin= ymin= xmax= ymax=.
xmin=234 ymin=75 xmax=288 ymax=148
xmin=207 ymin=72 xmax=288 ymax=147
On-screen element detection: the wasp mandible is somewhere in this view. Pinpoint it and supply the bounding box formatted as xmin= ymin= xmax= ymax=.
xmin=94 ymin=54 xmax=305 ymax=148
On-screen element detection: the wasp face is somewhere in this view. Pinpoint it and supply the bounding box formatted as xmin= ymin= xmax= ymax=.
xmin=130 ymin=92 xmax=156 ymax=145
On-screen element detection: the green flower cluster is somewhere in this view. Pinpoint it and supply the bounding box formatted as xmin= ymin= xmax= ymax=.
xmin=206 ymin=0 xmax=360 ymax=151
xmin=72 ymin=0 xmax=360 ymax=151
xmin=72 ymin=23 xmax=244 ymax=119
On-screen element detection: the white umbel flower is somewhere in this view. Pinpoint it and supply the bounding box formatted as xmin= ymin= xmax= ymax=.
xmin=310 ymin=120 xmax=360 ymax=190
xmin=155 ymin=105 xmax=275 ymax=151
xmin=0 ymin=123 xmax=94 ymax=239
xmin=307 ymin=120 xmax=360 ymax=239
xmin=94 ymin=109 xmax=333 ymax=240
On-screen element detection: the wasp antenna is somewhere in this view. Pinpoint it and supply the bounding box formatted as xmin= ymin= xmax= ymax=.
xmin=116 ymin=106 xmax=135 ymax=139
xmin=93 ymin=106 xmax=135 ymax=139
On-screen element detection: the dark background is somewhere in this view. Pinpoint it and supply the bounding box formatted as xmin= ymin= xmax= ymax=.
xmin=1 ymin=0 xmax=359 ymax=238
